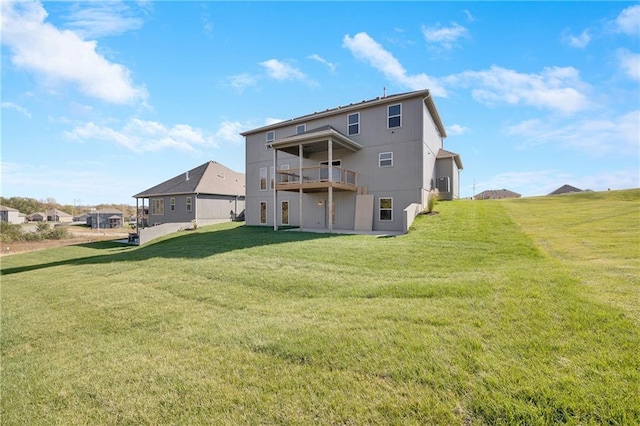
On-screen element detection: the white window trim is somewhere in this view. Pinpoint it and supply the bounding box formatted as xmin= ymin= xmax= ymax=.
xmin=266 ymin=131 xmax=275 ymax=150
xmin=379 ymin=197 xmax=393 ymax=221
xmin=151 ymin=198 xmax=164 ymax=216
xmin=296 ymin=124 xmax=306 ymax=134
xmin=186 ymin=196 xmax=192 ymax=212
xmin=270 ymin=166 xmax=275 ymax=190
xmin=388 ymin=103 xmax=402 ymax=129
xmin=170 ymin=197 xmax=176 ymax=211
xmin=259 ymin=201 xmax=267 ymax=224
xmin=347 ymin=112 xmax=360 ymax=136
xmin=259 ymin=167 xmax=267 ymax=191
xmin=379 ymin=152 xmax=393 ymax=167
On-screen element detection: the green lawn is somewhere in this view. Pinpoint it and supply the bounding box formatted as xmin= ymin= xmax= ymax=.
xmin=2 ymin=189 xmax=638 ymax=425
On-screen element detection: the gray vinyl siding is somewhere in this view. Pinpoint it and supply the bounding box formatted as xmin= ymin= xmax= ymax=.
xmin=244 ymin=93 xmax=450 ymax=231
xmin=148 ymin=194 xmax=244 ymax=225
xmin=197 ymin=194 xmax=244 ymax=221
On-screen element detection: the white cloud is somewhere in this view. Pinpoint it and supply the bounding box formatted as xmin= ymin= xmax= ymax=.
xmin=447 ymin=124 xmax=470 ymax=136
xmin=421 ymin=23 xmax=468 ymax=49
xmin=63 ymin=1 xmax=145 ymax=38
xmin=563 ymin=29 xmax=591 ymax=49
xmin=265 ymin=117 xmax=284 ymax=126
xmin=308 ymin=54 xmax=337 ymax=73
xmin=446 ymin=65 xmax=591 ymax=114
xmin=342 ymin=32 xmax=446 ymax=96
xmin=215 ymin=121 xmax=244 ymax=144
xmin=617 ymin=48 xmax=640 ymax=80
xmin=613 ymin=5 xmax=640 ymax=36
xmin=259 ymin=59 xmax=306 ymax=81
xmin=463 ymin=10 xmax=475 ymax=22
xmin=1 ymin=0 xmax=147 ymax=104
xmin=64 ymin=118 xmax=221 ymax=153
xmin=507 ymin=111 xmax=640 ymax=155
xmin=1 ymin=101 xmax=32 ymax=118
xmin=228 ymin=73 xmax=260 ymax=91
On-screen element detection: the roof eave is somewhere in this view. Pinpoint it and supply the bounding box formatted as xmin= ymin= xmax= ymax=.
xmin=241 ymin=89 xmax=431 ymax=136
xmin=423 ymin=93 xmax=447 ymax=139
xmin=269 ymin=129 xmax=363 ymax=152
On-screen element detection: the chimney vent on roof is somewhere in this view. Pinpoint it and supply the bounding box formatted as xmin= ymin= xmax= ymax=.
xmin=383 ymin=86 xmax=387 ymax=97
xmin=186 ymin=171 xmax=189 ymax=181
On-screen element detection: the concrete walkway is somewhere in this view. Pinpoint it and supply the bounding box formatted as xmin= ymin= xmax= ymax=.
xmin=284 ymin=227 xmax=404 ymax=237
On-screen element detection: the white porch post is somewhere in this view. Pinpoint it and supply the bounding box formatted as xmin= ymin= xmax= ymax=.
xmin=273 ymin=147 xmax=278 ymax=231
xmin=299 ymin=144 xmax=303 ymax=230
xmin=328 ymin=139 xmax=333 ymax=233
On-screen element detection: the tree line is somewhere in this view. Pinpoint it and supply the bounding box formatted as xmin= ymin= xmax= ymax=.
xmin=0 ymin=196 xmax=136 ymax=218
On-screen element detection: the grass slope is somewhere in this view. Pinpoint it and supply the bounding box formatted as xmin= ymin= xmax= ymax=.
xmin=2 ymin=190 xmax=638 ymax=424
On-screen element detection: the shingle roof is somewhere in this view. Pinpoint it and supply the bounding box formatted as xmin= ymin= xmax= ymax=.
xmin=474 ymin=189 xmax=521 ymax=199
xmin=241 ymin=89 xmax=447 ymax=139
xmin=0 ymin=205 xmax=19 ymax=212
xmin=133 ymin=161 xmax=245 ymax=198
xmin=548 ymin=184 xmax=583 ymax=195
xmin=436 ymin=148 xmax=464 ymax=170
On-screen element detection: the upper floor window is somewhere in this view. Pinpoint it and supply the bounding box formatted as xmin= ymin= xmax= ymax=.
xmin=296 ymin=124 xmax=306 ymax=134
xmin=388 ymin=104 xmax=401 ymax=128
xmin=270 ymin=166 xmax=275 ymax=190
xmin=266 ymin=131 xmax=275 ymax=150
xmin=379 ymin=152 xmax=393 ymax=167
xmin=347 ymin=113 xmax=359 ymax=135
xmin=259 ymin=167 xmax=267 ymax=191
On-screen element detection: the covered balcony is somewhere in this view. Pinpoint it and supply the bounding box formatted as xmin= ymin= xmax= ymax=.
xmin=268 ymin=125 xmax=362 ymax=231
xmin=275 ymin=165 xmax=357 ymax=192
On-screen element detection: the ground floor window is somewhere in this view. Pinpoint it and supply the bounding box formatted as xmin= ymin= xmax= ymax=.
xmin=186 ymin=197 xmax=192 ymax=212
xmin=170 ymin=197 xmax=176 ymax=211
xmin=260 ymin=201 xmax=267 ymax=224
xmin=151 ymin=198 xmax=164 ymax=215
xmin=379 ymin=197 xmax=393 ymax=221
xmin=281 ymin=201 xmax=289 ymax=225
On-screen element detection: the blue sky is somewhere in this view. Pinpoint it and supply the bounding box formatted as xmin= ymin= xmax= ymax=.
xmin=1 ymin=1 xmax=639 ymax=205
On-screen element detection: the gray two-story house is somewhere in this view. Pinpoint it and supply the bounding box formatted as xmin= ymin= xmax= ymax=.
xmin=241 ymin=89 xmax=462 ymax=233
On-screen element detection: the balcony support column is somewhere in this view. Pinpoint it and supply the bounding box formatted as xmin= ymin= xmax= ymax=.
xmin=328 ymin=139 xmax=333 ymax=232
xmin=273 ymin=147 xmax=278 ymax=231
xmin=299 ymin=144 xmax=303 ymax=229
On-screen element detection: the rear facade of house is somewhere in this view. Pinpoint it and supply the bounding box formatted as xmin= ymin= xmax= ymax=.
xmin=242 ymin=89 xmax=462 ymax=233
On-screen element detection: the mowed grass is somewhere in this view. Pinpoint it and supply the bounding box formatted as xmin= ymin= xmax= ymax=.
xmin=1 ymin=190 xmax=638 ymax=425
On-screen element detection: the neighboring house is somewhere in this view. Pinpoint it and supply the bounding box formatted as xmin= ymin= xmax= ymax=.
xmin=87 ymin=209 xmax=125 ymax=229
xmin=73 ymin=213 xmax=90 ymax=223
xmin=241 ymin=89 xmax=463 ymax=233
xmin=28 ymin=212 xmax=46 ymax=222
xmin=548 ymin=184 xmax=583 ymax=195
xmin=46 ymin=208 xmax=73 ymax=223
xmin=132 ymin=161 xmax=246 ymax=229
xmin=474 ymin=189 xmax=521 ymax=200
xmin=0 ymin=205 xmax=23 ymax=224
